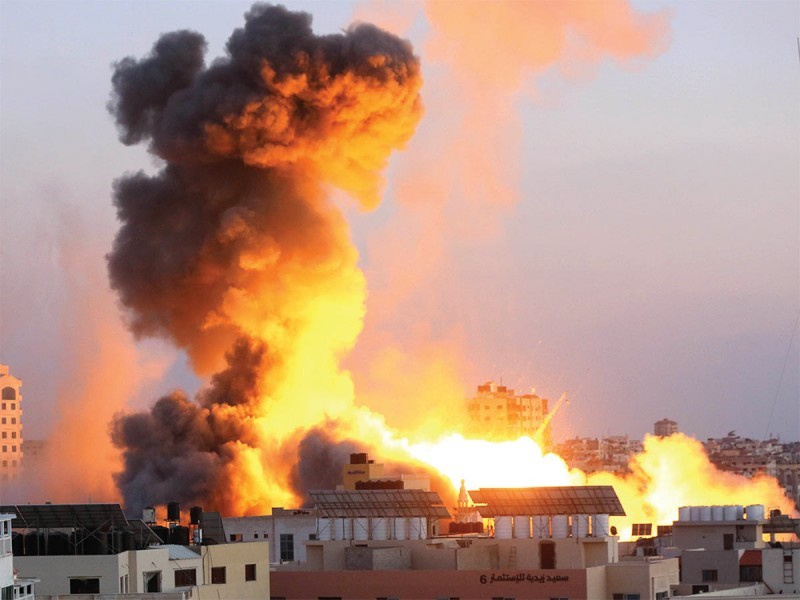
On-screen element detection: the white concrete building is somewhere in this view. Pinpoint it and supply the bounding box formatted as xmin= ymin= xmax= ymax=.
xmin=1 ymin=513 xmax=35 ymax=600
xmin=4 ymin=503 xmax=268 ymax=599
xmin=0 ymin=366 xmax=23 ymax=483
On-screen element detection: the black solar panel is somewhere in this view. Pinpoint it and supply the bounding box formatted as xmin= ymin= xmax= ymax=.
xmin=310 ymin=489 xmax=451 ymax=519
xmin=468 ymin=486 xmax=625 ymax=516
xmin=0 ymin=503 xmax=129 ymax=529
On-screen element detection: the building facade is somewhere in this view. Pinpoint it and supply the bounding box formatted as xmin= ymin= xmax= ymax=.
xmin=654 ymin=418 xmax=678 ymax=437
xmin=0 ymin=366 xmax=23 ymax=483
xmin=466 ymin=382 xmax=549 ymax=442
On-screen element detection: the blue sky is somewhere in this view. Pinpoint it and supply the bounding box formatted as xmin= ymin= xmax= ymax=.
xmin=0 ymin=0 xmax=797 ymax=443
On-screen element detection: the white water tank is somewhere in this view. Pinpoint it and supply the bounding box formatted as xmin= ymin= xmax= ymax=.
xmin=513 ymin=515 xmax=531 ymax=539
xmin=393 ymin=517 xmax=408 ymax=540
xmin=678 ymin=506 xmax=691 ymax=522
xmin=689 ymin=506 xmax=701 ymax=521
xmin=495 ymin=516 xmax=512 ymax=539
xmin=745 ymin=505 xmax=765 ymax=521
xmin=551 ymin=515 xmax=569 ymax=538
xmin=371 ymin=518 xmax=389 ymax=540
xmin=572 ymin=514 xmax=590 ymax=538
xmin=699 ymin=506 xmax=712 ymax=521
xmin=711 ymin=506 xmax=724 ymax=521
xmin=533 ymin=515 xmax=550 ymax=538
xmin=317 ymin=517 xmax=333 ymax=541
xmin=722 ymin=505 xmax=738 ymax=521
xmin=353 ymin=518 xmax=369 ymax=540
xmin=409 ymin=517 xmax=427 ymax=539
xmin=593 ymin=514 xmax=610 ymax=536
xmin=334 ymin=518 xmax=353 ymax=540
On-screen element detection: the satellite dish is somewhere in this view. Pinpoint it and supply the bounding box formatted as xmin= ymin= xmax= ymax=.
xmin=610 ymin=526 xmax=618 ymax=536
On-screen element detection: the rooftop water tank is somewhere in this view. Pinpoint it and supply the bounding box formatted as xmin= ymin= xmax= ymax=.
xmin=494 ymin=516 xmax=512 ymax=539
xmin=513 ymin=515 xmax=531 ymax=539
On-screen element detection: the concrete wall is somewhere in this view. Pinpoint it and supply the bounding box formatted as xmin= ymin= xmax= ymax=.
xmin=197 ymin=540 xmax=269 ymax=600
xmin=456 ymin=544 xmax=499 ymax=570
xmin=604 ymin=558 xmax=679 ymax=600
xmin=15 ymin=553 xmax=125 ymax=595
xmin=680 ymin=549 xmax=740 ymax=587
xmin=272 ymin=568 xmax=587 ymax=599
xmin=673 ymin=523 xmax=763 ymax=550
xmin=762 ymin=546 xmax=800 ymax=595
xmin=224 ymin=511 xmax=316 ymax=563
xmin=344 ymin=546 xmax=410 ymax=570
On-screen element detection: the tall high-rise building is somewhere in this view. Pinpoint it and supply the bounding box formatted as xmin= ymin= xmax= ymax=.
xmin=0 ymin=365 xmax=23 ymax=482
xmin=654 ymin=418 xmax=678 ymax=437
xmin=466 ymin=381 xmax=549 ymax=444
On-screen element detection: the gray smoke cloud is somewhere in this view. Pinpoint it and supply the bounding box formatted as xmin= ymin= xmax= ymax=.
xmin=107 ymin=3 xmax=422 ymax=514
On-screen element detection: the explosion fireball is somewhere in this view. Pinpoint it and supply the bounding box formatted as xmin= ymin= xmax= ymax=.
xmin=106 ymin=2 xmax=797 ymax=538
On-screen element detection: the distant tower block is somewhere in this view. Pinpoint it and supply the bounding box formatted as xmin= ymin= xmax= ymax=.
xmin=0 ymin=364 xmax=24 ymax=482
xmin=654 ymin=418 xmax=678 ymax=437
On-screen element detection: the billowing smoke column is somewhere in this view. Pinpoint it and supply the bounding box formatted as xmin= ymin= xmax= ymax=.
xmin=108 ymin=4 xmax=422 ymax=513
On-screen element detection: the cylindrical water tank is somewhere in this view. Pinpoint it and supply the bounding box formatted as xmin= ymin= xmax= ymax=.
xmin=418 ymin=517 xmax=428 ymax=539
xmin=699 ymin=506 xmax=712 ymax=522
xmin=334 ymin=518 xmax=353 ymax=540
xmin=408 ymin=517 xmax=423 ymax=539
xmin=494 ymin=516 xmax=512 ymax=539
xmin=190 ymin=506 xmax=203 ymax=525
xmin=572 ymin=514 xmax=590 ymax=538
xmin=690 ymin=506 xmax=701 ymax=521
xmin=353 ymin=518 xmax=369 ymax=540
xmin=593 ymin=514 xmax=610 ymax=536
xmin=393 ymin=518 xmax=408 ymax=540
xmin=711 ymin=506 xmax=724 ymax=521
xmin=736 ymin=505 xmax=744 ymax=520
xmin=170 ymin=526 xmax=190 ymax=546
xmin=533 ymin=515 xmax=550 ymax=538
xmin=678 ymin=507 xmax=691 ymax=522
xmin=167 ymin=502 xmax=181 ymax=522
xmin=745 ymin=505 xmax=765 ymax=521
xmin=722 ymin=505 xmax=738 ymax=521
xmin=551 ymin=515 xmax=569 ymax=539
xmin=513 ymin=515 xmax=531 ymax=539
xmin=317 ymin=518 xmax=333 ymax=541
xmin=371 ymin=518 xmax=389 ymax=541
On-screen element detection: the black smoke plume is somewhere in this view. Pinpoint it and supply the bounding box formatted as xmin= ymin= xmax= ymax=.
xmin=107 ymin=4 xmax=422 ymax=514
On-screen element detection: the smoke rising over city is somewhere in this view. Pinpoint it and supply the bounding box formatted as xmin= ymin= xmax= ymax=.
xmin=107 ymin=4 xmax=422 ymax=513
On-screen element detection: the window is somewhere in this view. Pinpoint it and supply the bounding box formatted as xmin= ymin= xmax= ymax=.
xmin=740 ymin=565 xmax=762 ymax=582
xmin=211 ymin=566 xmax=226 ymax=584
xmin=0 ymin=403 xmax=4 ymax=410
xmin=612 ymin=595 xmax=640 ymax=600
xmin=1 ymin=419 xmax=5 ymax=425
xmin=1 ymin=446 xmax=6 ymax=453
xmin=70 ymin=578 xmax=100 ymax=594
xmin=143 ymin=571 xmax=161 ymax=592
xmin=10 ymin=418 xmax=14 ymax=424
xmin=631 ymin=523 xmax=652 ymax=536
xmin=10 ymin=404 xmax=14 ymax=411
xmin=702 ymin=569 xmax=718 ymax=582
xmin=245 ymin=563 xmax=256 ymax=581
xmin=254 ymin=533 xmax=259 ymax=539
xmin=1 ymin=433 xmax=5 ymax=439
xmin=723 ymin=533 xmax=733 ymax=550
xmin=10 ymin=433 xmax=15 ymax=439
xmin=174 ymin=568 xmax=197 ymax=587
xmin=655 ymin=594 xmax=669 ymax=600
xmin=229 ymin=533 xmax=242 ymax=542
xmin=280 ymin=533 xmax=294 ymax=561
xmin=309 ymin=533 xmax=317 ymax=540
xmin=1 ymin=388 xmax=15 ymax=400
